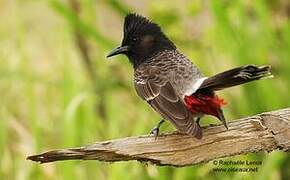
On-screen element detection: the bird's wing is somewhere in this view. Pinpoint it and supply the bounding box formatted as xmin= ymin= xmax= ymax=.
xmin=134 ymin=67 xmax=202 ymax=138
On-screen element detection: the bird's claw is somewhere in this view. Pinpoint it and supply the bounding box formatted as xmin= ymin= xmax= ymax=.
xmin=150 ymin=126 xmax=159 ymax=140
xmin=149 ymin=119 xmax=165 ymax=140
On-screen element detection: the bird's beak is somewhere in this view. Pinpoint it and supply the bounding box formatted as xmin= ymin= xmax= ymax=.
xmin=106 ymin=45 xmax=130 ymax=58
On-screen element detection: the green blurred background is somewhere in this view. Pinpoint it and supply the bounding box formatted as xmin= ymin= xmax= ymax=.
xmin=0 ymin=0 xmax=290 ymax=179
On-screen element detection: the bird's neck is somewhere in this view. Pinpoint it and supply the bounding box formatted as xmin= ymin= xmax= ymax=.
xmin=130 ymin=41 xmax=176 ymax=68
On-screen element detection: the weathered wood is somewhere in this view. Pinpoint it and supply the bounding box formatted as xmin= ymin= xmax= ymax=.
xmin=27 ymin=108 xmax=290 ymax=166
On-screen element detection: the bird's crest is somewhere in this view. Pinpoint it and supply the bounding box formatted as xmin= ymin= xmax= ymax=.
xmin=124 ymin=13 xmax=161 ymax=37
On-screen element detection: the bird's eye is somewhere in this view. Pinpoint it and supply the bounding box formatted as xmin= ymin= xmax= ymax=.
xmin=132 ymin=37 xmax=138 ymax=42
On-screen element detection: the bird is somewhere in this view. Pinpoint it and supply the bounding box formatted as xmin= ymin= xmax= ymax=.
xmin=106 ymin=13 xmax=272 ymax=139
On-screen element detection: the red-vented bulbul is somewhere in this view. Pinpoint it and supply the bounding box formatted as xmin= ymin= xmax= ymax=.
xmin=107 ymin=13 xmax=272 ymax=139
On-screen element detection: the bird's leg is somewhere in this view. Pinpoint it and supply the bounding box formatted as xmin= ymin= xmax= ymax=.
xmin=150 ymin=119 xmax=165 ymax=140
xmin=196 ymin=117 xmax=201 ymax=127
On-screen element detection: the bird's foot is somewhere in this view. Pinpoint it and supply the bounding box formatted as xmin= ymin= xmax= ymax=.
xmin=150 ymin=126 xmax=160 ymax=140
xmin=149 ymin=119 xmax=165 ymax=140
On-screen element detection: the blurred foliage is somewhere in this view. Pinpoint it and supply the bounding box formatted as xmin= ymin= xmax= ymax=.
xmin=0 ymin=0 xmax=289 ymax=179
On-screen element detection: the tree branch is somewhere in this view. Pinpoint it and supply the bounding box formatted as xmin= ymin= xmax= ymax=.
xmin=27 ymin=108 xmax=290 ymax=166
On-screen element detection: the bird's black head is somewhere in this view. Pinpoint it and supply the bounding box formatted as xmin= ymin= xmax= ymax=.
xmin=107 ymin=13 xmax=176 ymax=68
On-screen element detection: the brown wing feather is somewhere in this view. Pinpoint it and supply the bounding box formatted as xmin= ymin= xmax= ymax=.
xmin=135 ymin=79 xmax=202 ymax=139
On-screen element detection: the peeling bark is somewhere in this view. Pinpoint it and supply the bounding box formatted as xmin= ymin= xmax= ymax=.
xmin=27 ymin=108 xmax=290 ymax=166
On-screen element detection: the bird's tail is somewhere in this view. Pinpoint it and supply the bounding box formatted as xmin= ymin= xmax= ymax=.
xmin=198 ymin=65 xmax=272 ymax=91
